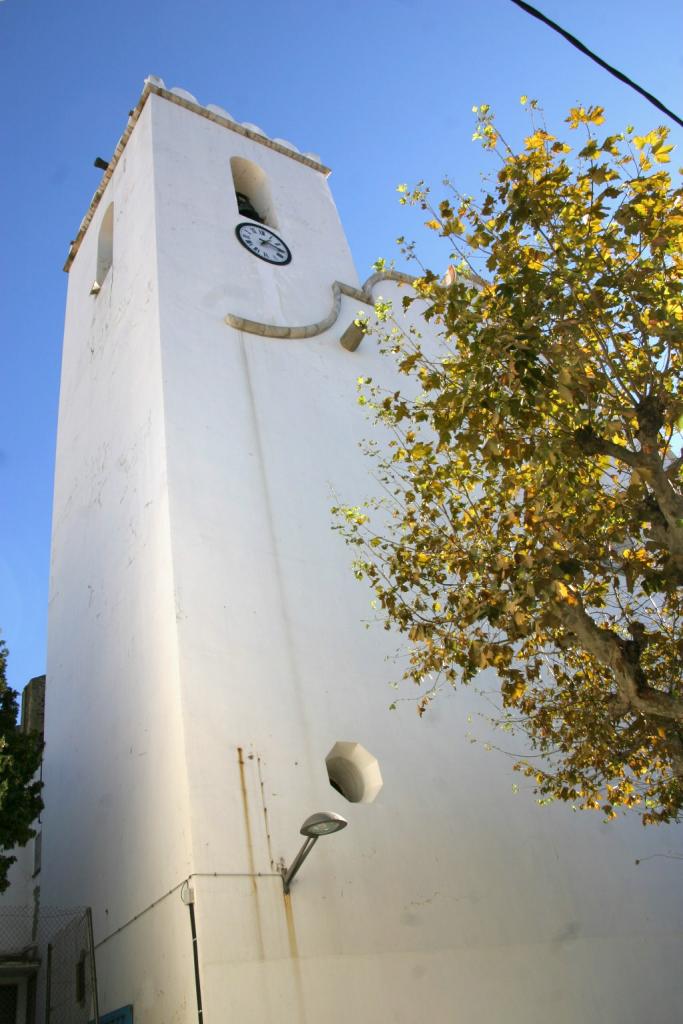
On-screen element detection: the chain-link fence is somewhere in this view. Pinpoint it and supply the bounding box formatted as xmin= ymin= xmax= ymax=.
xmin=0 ymin=905 xmax=100 ymax=1023
xmin=45 ymin=908 xmax=99 ymax=1024
xmin=0 ymin=904 xmax=39 ymax=962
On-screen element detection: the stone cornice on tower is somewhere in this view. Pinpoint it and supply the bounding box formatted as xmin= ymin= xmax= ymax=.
xmin=63 ymin=76 xmax=331 ymax=273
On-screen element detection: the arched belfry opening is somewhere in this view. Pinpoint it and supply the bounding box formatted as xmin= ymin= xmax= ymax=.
xmin=230 ymin=157 xmax=277 ymax=227
xmin=95 ymin=203 xmax=114 ymax=288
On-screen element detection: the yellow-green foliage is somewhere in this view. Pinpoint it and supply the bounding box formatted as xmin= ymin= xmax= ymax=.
xmin=336 ymin=102 xmax=683 ymax=825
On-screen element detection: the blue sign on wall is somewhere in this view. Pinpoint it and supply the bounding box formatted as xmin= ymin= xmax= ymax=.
xmin=93 ymin=1007 xmax=133 ymax=1024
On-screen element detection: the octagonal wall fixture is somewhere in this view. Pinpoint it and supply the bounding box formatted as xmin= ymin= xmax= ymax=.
xmin=325 ymin=741 xmax=383 ymax=804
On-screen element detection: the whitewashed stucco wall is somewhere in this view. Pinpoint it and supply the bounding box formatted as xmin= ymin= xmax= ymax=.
xmin=42 ymin=97 xmax=196 ymax=1020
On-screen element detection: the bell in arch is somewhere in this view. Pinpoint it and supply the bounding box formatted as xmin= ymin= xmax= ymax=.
xmin=235 ymin=191 xmax=264 ymax=224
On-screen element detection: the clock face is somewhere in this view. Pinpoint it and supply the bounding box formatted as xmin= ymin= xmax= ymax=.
xmin=235 ymin=223 xmax=292 ymax=265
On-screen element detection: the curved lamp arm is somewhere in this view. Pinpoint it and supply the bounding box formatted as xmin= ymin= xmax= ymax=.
xmin=282 ymin=811 xmax=348 ymax=894
xmin=283 ymin=836 xmax=318 ymax=894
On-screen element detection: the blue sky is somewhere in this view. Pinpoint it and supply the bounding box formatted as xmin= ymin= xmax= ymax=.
xmin=0 ymin=0 xmax=681 ymax=692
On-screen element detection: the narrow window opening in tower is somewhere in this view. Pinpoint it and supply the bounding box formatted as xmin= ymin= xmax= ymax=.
xmin=230 ymin=157 xmax=277 ymax=228
xmin=95 ymin=203 xmax=114 ymax=290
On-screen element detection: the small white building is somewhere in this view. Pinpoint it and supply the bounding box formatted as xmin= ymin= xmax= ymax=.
xmin=5 ymin=78 xmax=682 ymax=1023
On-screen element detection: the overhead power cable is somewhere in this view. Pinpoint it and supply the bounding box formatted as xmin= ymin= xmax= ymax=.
xmin=508 ymin=0 xmax=683 ymax=130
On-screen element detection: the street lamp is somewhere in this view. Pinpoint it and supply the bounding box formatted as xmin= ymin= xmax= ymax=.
xmin=282 ymin=811 xmax=348 ymax=894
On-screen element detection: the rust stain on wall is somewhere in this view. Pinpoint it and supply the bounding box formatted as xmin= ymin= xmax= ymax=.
xmin=236 ymin=745 xmax=265 ymax=960
xmin=257 ymin=755 xmax=275 ymax=870
xmin=237 ymin=746 xmax=256 ymax=881
xmin=283 ymin=890 xmax=309 ymax=1023
xmin=282 ymin=891 xmax=299 ymax=959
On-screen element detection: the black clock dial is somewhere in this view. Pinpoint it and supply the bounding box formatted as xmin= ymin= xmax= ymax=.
xmin=235 ymin=222 xmax=292 ymax=265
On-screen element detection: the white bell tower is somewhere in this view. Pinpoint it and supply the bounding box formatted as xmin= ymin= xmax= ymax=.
xmin=40 ymin=78 xmax=683 ymax=1024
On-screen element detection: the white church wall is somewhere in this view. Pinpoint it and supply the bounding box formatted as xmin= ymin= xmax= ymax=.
xmin=149 ymin=91 xmax=364 ymax=880
xmin=163 ymin=267 xmax=683 ymax=1020
xmin=41 ymin=97 xmax=196 ymax=1019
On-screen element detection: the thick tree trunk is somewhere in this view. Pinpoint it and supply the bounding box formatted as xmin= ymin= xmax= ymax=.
xmin=551 ymin=596 xmax=683 ymax=779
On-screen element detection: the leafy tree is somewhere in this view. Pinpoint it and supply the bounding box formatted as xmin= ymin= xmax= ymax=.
xmin=0 ymin=640 xmax=43 ymax=891
xmin=337 ymin=102 xmax=683 ymax=824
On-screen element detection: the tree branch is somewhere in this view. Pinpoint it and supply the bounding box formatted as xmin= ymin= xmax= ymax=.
xmin=550 ymin=594 xmax=683 ymax=725
xmin=635 ymin=397 xmax=683 ymax=543
xmin=665 ymin=454 xmax=683 ymax=481
xmin=574 ymin=426 xmax=641 ymax=467
xmin=575 ymin=421 xmax=683 ymax=555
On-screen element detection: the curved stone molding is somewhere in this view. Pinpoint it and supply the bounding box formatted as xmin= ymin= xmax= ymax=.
xmin=224 ymin=270 xmax=416 ymax=347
